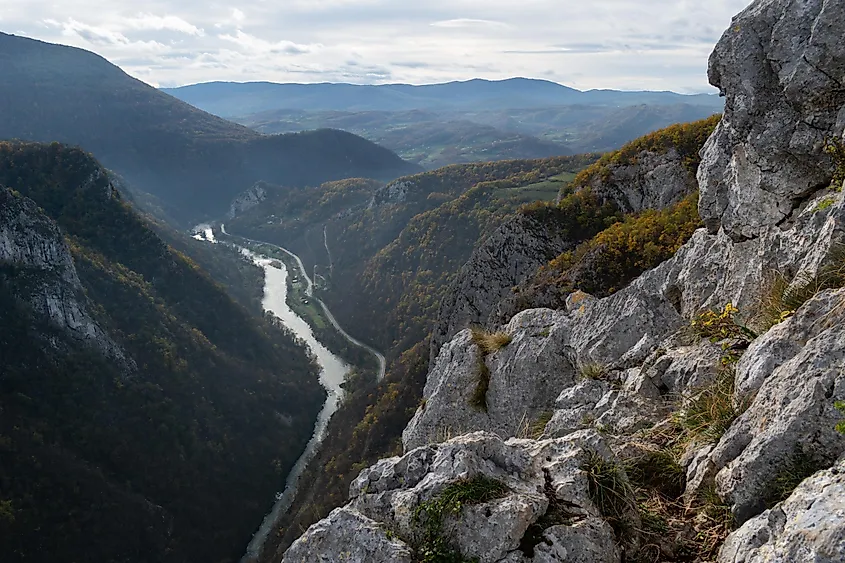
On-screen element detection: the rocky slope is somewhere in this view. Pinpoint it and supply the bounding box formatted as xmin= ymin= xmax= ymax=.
xmin=282 ymin=1 xmax=845 ymax=561
xmin=0 ymin=187 xmax=128 ymax=367
xmin=431 ymin=116 xmax=718 ymax=365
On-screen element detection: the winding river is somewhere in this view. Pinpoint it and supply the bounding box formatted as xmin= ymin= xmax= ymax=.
xmin=241 ymin=253 xmax=348 ymax=563
xmin=195 ymin=224 xmax=385 ymax=561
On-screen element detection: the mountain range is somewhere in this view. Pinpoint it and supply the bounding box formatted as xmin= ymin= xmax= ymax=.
xmin=0 ymin=32 xmax=420 ymax=224
xmin=164 ymin=79 xmax=722 ymax=168
xmin=162 ymin=78 xmax=723 ymax=115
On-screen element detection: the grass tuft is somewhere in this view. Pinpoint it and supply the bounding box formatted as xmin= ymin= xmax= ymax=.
xmin=529 ymin=411 xmax=554 ymax=439
xmin=412 ymin=476 xmax=509 ymax=562
xmin=470 ymin=327 xmax=512 ymax=356
xmin=674 ymin=367 xmax=740 ymax=445
xmin=756 ymin=248 xmax=845 ymax=332
xmin=765 ymin=449 xmax=824 ymax=508
xmin=624 ymin=446 xmax=686 ymax=499
xmin=579 ymin=362 xmax=610 ymax=382
xmin=582 ymin=450 xmax=636 ymax=538
xmin=469 ymin=357 xmax=491 ymax=411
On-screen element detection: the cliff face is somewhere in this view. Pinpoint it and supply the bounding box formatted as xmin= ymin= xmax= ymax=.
xmin=282 ymin=1 xmax=845 ymax=562
xmin=0 ymin=187 xmax=129 ymax=367
xmin=431 ymin=119 xmax=717 ymax=364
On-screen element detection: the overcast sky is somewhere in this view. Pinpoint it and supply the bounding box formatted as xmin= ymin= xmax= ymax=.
xmin=1 ymin=1 xmax=753 ymax=92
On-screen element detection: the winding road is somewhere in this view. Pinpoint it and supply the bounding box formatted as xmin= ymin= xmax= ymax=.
xmin=220 ymin=224 xmax=386 ymax=380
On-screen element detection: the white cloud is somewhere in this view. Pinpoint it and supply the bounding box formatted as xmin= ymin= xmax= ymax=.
xmin=431 ymin=19 xmax=508 ymax=29
xmin=8 ymin=0 xmax=755 ymax=91
xmin=122 ymin=13 xmax=204 ymax=36
xmin=218 ymin=30 xmax=319 ymax=55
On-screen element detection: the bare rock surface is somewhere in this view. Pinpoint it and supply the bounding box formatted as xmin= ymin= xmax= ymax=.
xmin=690 ymin=288 xmax=845 ymax=523
xmin=288 ymin=431 xmax=628 ymax=563
xmin=698 ymin=0 xmax=845 ymax=240
xmin=0 ymin=188 xmax=130 ymax=368
xmin=718 ymin=455 xmax=845 ymax=563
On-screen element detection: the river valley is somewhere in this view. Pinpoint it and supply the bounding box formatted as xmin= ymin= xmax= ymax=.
xmin=193 ymin=224 xmax=384 ymax=562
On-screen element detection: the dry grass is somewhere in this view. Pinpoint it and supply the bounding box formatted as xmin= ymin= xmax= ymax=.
xmin=470 ymin=327 xmax=512 ymax=356
xmin=579 ymin=361 xmax=610 ymax=381
xmin=755 ymin=248 xmax=845 ymax=332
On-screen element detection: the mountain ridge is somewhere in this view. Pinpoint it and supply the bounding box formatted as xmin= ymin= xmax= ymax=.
xmin=0 ymin=32 xmax=420 ymax=224
xmin=163 ymin=77 xmax=722 ymax=115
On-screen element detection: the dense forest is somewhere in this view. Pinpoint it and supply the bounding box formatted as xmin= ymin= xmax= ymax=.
xmin=0 ymin=143 xmax=325 ymax=563
xmin=0 ymin=32 xmax=419 ymax=223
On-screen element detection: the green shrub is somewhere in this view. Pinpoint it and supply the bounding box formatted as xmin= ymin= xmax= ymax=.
xmin=691 ymin=303 xmax=757 ymax=342
xmin=836 ymin=401 xmax=845 ymax=434
xmin=583 ymin=450 xmax=635 ymax=538
xmin=412 ymin=476 xmax=509 ymax=562
xmin=824 ymin=137 xmax=845 ymax=190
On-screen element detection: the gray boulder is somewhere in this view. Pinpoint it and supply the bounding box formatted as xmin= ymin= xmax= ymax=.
xmin=289 ymin=431 xmax=629 ymax=563
xmin=281 ymin=507 xmax=414 ymax=563
xmin=718 ymin=455 xmax=845 ymax=562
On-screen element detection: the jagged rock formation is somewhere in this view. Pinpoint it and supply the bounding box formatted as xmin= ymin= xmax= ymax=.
xmin=717 ymin=454 xmax=845 ymax=562
xmin=430 ymin=213 xmax=581 ymax=367
xmin=283 ymin=431 xmax=628 ymax=563
xmin=698 ymin=0 xmax=845 ymax=240
xmin=228 ymin=182 xmax=268 ymax=219
xmin=282 ymin=1 xmax=845 ymax=561
xmin=431 ymin=129 xmax=708 ymax=364
xmin=0 ymin=187 xmax=129 ymax=367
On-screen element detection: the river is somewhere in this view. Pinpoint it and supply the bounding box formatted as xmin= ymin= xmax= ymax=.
xmin=193 ymin=224 xmax=382 ymax=561
xmin=241 ymin=253 xmax=349 ymax=563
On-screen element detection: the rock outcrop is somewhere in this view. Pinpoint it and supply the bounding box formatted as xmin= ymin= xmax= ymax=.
xmin=0 ymin=187 xmax=130 ymax=368
xmin=227 ymin=182 xmax=268 ymax=219
xmin=717 ymin=454 xmax=845 ymax=563
xmin=283 ymin=431 xmax=629 ymax=563
xmin=433 ymin=133 xmax=709 ymax=363
xmin=698 ymin=0 xmax=845 ymax=240
xmin=430 ymin=213 xmax=579 ymax=367
xmin=283 ymin=1 xmax=845 ymax=561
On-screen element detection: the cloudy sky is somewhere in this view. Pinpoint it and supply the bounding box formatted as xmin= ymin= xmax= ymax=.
xmin=1 ymin=1 xmax=753 ymax=92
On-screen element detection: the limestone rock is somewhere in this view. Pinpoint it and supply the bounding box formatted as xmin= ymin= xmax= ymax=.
xmin=227 ymin=182 xmax=267 ymax=219
xmin=698 ymin=0 xmax=845 ymax=240
xmin=581 ymin=148 xmax=700 ymax=215
xmin=288 ymin=431 xmax=629 ymax=563
xmin=691 ymin=288 xmax=845 ymax=523
xmin=281 ymin=507 xmax=414 ymax=563
xmin=0 ymin=188 xmax=131 ymax=369
xmin=717 ymin=455 xmax=845 ymax=563
xmin=431 ymin=213 xmax=580 ymax=366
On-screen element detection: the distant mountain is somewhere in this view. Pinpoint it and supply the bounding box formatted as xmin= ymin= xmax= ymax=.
xmin=0 ymin=33 xmax=420 ymax=224
xmin=163 ymin=78 xmax=723 ymax=116
xmin=241 ymin=109 xmax=573 ymax=168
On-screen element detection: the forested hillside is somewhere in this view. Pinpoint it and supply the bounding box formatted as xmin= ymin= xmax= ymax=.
xmin=0 ymin=33 xmax=420 ymax=223
xmin=0 ymin=143 xmax=324 ymax=563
